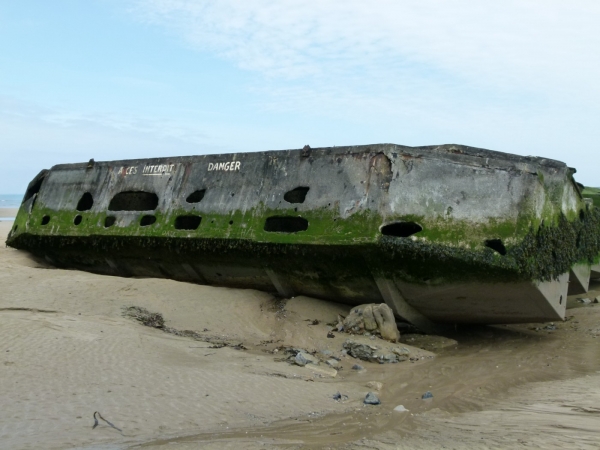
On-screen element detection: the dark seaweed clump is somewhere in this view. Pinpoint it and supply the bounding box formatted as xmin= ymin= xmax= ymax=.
xmin=378 ymin=207 xmax=600 ymax=283
xmin=515 ymin=208 xmax=600 ymax=281
xmin=122 ymin=306 xmax=165 ymax=328
xmin=378 ymin=234 xmax=520 ymax=283
xmin=121 ymin=306 xmax=247 ymax=350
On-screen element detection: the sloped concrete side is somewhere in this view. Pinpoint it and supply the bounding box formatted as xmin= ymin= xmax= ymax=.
xmin=568 ymin=263 xmax=591 ymax=295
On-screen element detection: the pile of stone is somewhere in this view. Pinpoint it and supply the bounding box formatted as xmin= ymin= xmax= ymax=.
xmin=343 ymin=340 xmax=410 ymax=364
xmin=337 ymin=303 xmax=400 ymax=342
xmin=278 ymin=347 xmax=342 ymax=369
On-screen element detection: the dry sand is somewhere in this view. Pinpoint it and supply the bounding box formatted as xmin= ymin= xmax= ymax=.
xmin=1 ymin=220 xmax=600 ymax=449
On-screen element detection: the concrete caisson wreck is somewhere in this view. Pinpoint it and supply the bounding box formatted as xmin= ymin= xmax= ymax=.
xmin=6 ymin=144 xmax=600 ymax=330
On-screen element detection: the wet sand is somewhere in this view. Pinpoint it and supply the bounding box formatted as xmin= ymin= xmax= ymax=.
xmin=0 ymin=208 xmax=18 ymax=219
xmin=1 ymin=220 xmax=600 ymax=449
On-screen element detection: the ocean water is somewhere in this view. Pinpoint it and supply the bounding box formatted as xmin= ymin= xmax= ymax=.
xmin=0 ymin=194 xmax=22 ymax=208
xmin=0 ymin=194 xmax=21 ymax=220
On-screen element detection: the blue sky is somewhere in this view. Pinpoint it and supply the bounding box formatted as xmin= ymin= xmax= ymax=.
xmin=1 ymin=0 xmax=599 ymax=193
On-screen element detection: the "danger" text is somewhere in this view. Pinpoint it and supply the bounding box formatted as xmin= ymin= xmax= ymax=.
xmin=208 ymin=161 xmax=241 ymax=172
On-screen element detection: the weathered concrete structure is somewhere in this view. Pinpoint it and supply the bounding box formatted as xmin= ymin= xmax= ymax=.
xmin=6 ymin=144 xmax=600 ymax=329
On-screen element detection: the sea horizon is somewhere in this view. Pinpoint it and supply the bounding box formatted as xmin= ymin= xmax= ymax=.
xmin=0 ymin=194 xmax=21 ymax=220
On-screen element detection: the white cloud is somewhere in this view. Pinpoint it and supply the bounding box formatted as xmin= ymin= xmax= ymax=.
xmin=134 ymin=0 xmax=600 ymax=105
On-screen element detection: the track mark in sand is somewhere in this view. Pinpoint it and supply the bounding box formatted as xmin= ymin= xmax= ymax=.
xmin=570 ymin=406 xmax=600 ymax=414
xmin=92 ymin=411 xmax=123 ymax=433
xmin=0 ymin=307 xmax=58 ymax=313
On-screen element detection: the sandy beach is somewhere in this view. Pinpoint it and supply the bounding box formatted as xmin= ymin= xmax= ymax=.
xmin=0 ymin=208 xmax=18 ymax=219
xmin=2 ymin=219 xmax=600 ymax=449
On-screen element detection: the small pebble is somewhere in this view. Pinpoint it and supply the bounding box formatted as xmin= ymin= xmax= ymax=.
xmin=393 ymin=405 xmax=408 ymax=412
xmin=352 ymin=364 xmax=364 ymax=371
xmin=422 ymin=391 xmax=433 ymax=399
xmin=332 ymin=391 xmax=348 ymax=401
xmin=364 ymin=392 xmax=380 ymax=405
xmin=295 ymin=352 xmax=318 ymax=367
